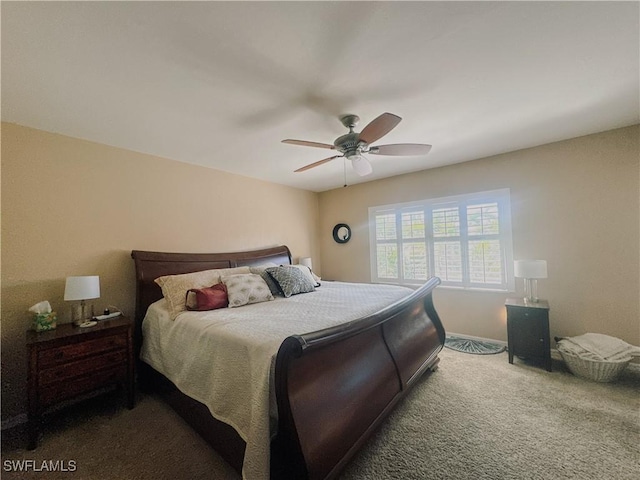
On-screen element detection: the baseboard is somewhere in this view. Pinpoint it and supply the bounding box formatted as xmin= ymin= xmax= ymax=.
xmin=1 ymin=413 xmax=27 ymax=431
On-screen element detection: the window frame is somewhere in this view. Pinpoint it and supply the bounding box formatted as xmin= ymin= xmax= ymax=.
xmin=368 ymin=188 xmax=515 ymax=292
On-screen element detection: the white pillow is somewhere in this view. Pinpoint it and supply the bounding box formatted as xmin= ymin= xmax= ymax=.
xmin=155 ymin=266 xmax=250 ymax=319
xmin=249 ymin=263 xmax=281 ymax=296
xmin=221 ymin=273 xmax=274 ymax=308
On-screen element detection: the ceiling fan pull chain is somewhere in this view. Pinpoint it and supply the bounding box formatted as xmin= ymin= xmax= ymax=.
xmin=343 ymin=157 xmax=347 ymax=187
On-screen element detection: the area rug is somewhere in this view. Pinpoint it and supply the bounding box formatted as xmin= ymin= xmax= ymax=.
xmin=445 ymin=335 xmax=506 ymax=354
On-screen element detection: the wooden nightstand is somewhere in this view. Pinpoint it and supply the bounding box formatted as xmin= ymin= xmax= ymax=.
xmin=505 ymin=298 xmax=551 ymax=372
xmin=26 ymin=316 xmax=135 ymax=449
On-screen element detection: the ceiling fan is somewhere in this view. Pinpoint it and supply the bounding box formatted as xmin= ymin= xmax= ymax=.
xmin=282 ymin=113 xmax=432 ymax=177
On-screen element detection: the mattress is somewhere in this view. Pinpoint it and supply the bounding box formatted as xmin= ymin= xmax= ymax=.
xmin=140 ymin=281 xmax=412 ymax=479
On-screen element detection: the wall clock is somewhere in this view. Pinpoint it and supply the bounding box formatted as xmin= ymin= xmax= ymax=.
xmin=332 ymin=223 xmax=351 ymax=244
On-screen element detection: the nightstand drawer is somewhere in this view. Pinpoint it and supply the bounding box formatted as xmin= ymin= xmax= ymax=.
xmin=38 ymin=334 xmax=127 ymax=367
xmin=39 ymin=365 xmax=127 ymax=407
xmin=506 ymin=305 xmax=547 ymax=323
xmin=39 ymin=349 xmax=127 ymax=386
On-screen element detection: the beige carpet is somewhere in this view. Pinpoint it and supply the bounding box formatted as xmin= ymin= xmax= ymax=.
xmin=2 ymin=349 xmax=638 ymax=479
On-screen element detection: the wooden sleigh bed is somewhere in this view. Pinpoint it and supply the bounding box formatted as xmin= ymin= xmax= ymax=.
xmin=131 ymin=245 xmax=445 ymax=480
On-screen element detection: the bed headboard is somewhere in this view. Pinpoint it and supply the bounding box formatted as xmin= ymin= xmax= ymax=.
xmin=130 ymin=245 xmax=292 ymax=350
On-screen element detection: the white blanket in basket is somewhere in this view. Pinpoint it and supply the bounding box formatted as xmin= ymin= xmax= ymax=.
xmin=558 ymin=333 xmax=640 ymax=362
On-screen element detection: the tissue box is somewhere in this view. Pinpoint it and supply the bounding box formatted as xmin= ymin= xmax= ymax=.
xmin=33 ymin=312 xmax=57 ymax=332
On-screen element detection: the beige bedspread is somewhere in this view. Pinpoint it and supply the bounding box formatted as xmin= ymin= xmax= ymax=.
xmin=140 ymin=281 xmax=412 ymax=480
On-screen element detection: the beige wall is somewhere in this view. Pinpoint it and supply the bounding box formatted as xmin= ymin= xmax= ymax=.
xmin=3 ymin=123 xmax=638 ymax=421
xmin=319 ymin=126 xmax=640 ymax=346
xmin=1 ymin=123 xmax=320 ymax=420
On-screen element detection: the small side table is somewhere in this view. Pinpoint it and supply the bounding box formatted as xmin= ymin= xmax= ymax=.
xmin=26 ymin=316 xmax=135 ymax=449
xmin=505 ymin=298 xmax=551 ymax=372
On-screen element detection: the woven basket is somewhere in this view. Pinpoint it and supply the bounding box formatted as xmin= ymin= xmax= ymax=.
xmin=559 ymin=349 xmax=630 ymax=383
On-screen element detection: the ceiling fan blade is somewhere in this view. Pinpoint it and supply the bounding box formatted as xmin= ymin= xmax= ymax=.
xmin=358 ymin=112 xmax=402 ymax=144
xmin=351 ymin=156 xmax=373 ymax=176
xmin=294 ymin=155 xmax=342 ymax=173
xmin=369 ymin=143 xmax=432 ymax=156
xmin=282 ymin=139 xmax=335 ymax=150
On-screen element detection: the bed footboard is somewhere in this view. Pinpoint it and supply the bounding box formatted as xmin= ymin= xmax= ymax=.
xmin=273 ymin=277 xmax=444 ymax=480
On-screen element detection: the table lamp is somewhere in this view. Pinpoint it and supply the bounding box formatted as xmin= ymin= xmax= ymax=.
xmin=514 ymin=260 xmax=547 ymax=303
xmin=299 ymin=257 xmax=313 ymax=271
xmin=64 ymin=276 xmax=100 ymax=326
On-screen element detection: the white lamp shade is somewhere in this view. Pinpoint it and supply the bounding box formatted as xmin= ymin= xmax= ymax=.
xmin=514 ymin=260 xmax=547 ymax=279
xmin=64 ymin=276 xmax=100 ymax=301
xmin=299 ymin=257 xmax=313 ymax=270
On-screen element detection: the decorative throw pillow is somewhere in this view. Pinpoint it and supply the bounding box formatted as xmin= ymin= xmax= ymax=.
xmin=185 ymin=283 xmax=228 ymax=311
xmin=289 ymin=264 xmax=321 ymax=287
xmin=266 ymin=266 xmax=316 ymax=298
xmin=249 ymin=264 xmax=281 ymax=296
xmin=155 ymin=266 xmax=250 ymax=319
xmin=221 ymin=273 xmax=274 ymax=308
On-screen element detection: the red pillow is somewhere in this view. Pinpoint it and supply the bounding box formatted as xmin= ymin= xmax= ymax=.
xmin=185 ymin=283 xmax=228 ymax=311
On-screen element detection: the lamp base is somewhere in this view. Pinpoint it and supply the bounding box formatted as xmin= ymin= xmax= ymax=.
xmin=524 ymin=278 xmax=539 ymax=304
xmin=72 ymin=300 xmax=95 ymax=327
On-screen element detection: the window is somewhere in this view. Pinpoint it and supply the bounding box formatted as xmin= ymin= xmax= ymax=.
xmin=369 ymin=189 xmax=514 ymax=291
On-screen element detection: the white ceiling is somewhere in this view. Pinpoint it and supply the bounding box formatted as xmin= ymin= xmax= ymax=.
xmin=2 ymin=1 xmax=638 ymax=192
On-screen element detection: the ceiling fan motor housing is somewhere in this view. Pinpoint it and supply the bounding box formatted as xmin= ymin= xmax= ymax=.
xmin=334 ymin=132 xmax=364 ymax=157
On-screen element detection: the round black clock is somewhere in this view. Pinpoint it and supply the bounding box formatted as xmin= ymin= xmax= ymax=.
xmin=332 ymin=223 xmax=351 ymax=244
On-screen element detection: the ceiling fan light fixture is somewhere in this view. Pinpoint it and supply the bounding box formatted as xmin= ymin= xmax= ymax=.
xmin=351 ymin=156 xmax=373 ymax=176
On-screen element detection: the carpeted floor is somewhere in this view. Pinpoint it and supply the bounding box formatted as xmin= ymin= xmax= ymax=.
xmin=2 ymin=349 xmax=638 ymax=479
